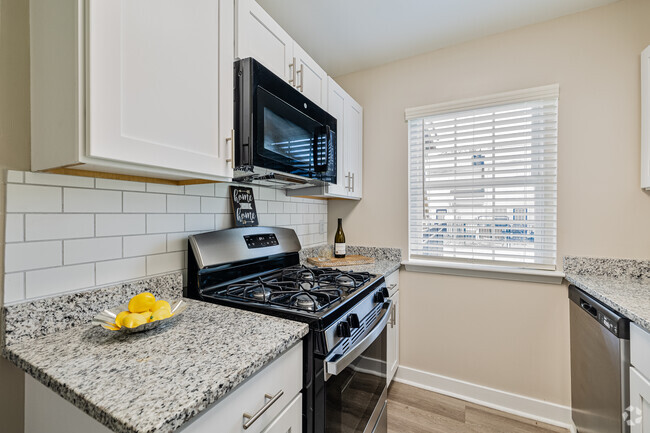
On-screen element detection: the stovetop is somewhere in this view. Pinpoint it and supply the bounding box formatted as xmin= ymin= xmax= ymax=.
xmin=216 ymin=265 xmax=375 ymax=313
xmin=198 ymin=265 xmax=382 ymax=329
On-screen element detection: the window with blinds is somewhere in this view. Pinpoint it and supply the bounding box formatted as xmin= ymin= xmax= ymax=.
xmin=406 ymin=85 xmax=558 ymax=270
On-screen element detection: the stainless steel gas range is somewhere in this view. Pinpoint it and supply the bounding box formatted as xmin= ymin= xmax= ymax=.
xmin=186 ymin=226 xmax=390 ymax=433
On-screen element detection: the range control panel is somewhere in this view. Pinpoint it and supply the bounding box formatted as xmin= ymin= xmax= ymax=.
xmin=244 ymin=233 xmax=279 ymax=249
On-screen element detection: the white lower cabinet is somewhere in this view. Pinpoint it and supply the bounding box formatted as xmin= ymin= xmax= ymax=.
xmin=631 ymin=324 xmax=650 ymax=432
xmin=25 ymin=342 xmax=303 ymax=433
xmin=386 ymin=271 xmax=400 ymax=385
xmin=630 ymin=367 xmax=650 ymax=432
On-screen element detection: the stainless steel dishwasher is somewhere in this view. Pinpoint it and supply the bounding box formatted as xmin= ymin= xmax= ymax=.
xmin=569 ymin=285 xmax=630 ymax=433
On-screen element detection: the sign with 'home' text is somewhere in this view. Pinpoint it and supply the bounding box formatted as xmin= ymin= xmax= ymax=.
xmin=229 ymin=186 xmax=259 ymax=227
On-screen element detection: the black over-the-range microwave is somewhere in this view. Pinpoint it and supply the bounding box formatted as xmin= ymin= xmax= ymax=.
xmin=233 ymin=57 xmax=337 ymax=189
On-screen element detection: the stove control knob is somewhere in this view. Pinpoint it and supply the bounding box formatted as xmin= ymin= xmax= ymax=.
xmin=337 ymin=321 xmax=351 ymax=338
xmin=381 ymin=287 xmax=390 ymax=298
xmin=348 ymin=314 xmax=360 ymax=329
xmin=375 ymin=291 xmax=386 ymax=303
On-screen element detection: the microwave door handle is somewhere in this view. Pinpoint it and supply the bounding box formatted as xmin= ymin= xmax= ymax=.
xmin=324 ymin=300 xmax=392 ymax=377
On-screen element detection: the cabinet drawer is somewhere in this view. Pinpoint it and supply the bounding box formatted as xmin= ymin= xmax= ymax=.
xmin=632 ymin=324 xmax=650 ymax=379
xmin=261 ymin=394 xmax=302 ymax=433
xmin=385 ymin=270 xmax=399 ymax=297
xmin=181 ymin=342 xmax=302 ymax=433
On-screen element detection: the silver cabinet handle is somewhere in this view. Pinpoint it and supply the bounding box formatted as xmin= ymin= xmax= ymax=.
xmin=242 ymin=390 xmax=284 ymax=429
xmin=225 ymin=129 xmax=235 ymax=169
xmin=387 ymin=283 xmax=397 ymax=290
xmin=351 ymin=172 xmax=355 ymax=192
xmin=345 ymin=172 xmax=351 ymax=191
xmin=297 ymin=64 xmax=304 ymax=92
xmin=288 ymin=57 xmax=296 ymax=85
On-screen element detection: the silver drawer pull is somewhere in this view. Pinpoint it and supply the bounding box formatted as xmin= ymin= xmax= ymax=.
xmin=242 ymin=390 xmax=284 ymax=429
xmin=387 ymin=283 xmax=397 ymax=290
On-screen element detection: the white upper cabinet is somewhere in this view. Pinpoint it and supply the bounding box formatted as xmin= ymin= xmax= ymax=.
xmin=326 ymin=79 xmax=348 ymax=197
xmin=235 ymin=0 xmax=293 ymax=81
xmin=345 ymin=97 xmax=363 ymax=199
xmin=30 ymin=0 xmax=235 ymax=181
xmin=235 ymin=0 xmax=327 ymax=108
xmin=293 ymin=43 xmax=328 ymax=108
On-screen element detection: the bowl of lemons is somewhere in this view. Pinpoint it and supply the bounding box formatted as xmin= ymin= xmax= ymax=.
xmin=93 ymin=292 xmax=187 ymax=333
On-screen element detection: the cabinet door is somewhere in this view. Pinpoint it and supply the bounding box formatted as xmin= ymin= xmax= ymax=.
xmin=327 ymin=78 xmax=348 ymax=197
xmin=87 ymin=0 xmax=234 ymax=178
xmin=387 ymin=291 xmax=400 ymax=385
xmin=236 ymin=0 xmax=293 ymax=81
xmin=293 ymin=43 xmax=327 ymax=108
xmin=261 ymin=394 xmax=302 ymax=433
xmin=631 ymin=367 xmax=650 ymax=432
xmin=345 ymin=97 xmax=363 ymax=199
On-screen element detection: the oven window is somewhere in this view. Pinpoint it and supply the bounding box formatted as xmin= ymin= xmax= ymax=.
xmin=325 ymin=327 xmax=387 ymax=433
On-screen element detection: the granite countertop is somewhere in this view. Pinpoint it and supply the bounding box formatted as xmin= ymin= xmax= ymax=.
xmin=2 ymin=273 xmax=308 ymax=433
xmin=300 ymin=245 xmax=401 ymax=277
xmin=564 ymin=256 xmax=650 ymax=333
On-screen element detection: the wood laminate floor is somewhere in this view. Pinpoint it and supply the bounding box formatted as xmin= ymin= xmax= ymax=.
xmin=387 ymin=382 xmax=568 ymax=433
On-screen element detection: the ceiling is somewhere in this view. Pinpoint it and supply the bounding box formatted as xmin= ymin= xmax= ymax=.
xmin=256 ymin=0 xmax=619 ymax=77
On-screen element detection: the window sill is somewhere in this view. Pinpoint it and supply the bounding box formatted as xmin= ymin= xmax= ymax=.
xmin=402 ymin=259 xmax=565 ymax=284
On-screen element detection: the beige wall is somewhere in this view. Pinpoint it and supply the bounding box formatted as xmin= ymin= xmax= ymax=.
xmin=0 ymin=0 xmax=30 ymax=431
xmin=330 ymin=0 xmax=650 ymax=406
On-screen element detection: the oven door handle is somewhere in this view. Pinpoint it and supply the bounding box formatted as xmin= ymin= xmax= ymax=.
xmin=325 ymin=300 xmax=392 ymax=376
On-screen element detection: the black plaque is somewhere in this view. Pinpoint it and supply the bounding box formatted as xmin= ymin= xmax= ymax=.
xmin=229 ymin=186 xmax=259 ymax=227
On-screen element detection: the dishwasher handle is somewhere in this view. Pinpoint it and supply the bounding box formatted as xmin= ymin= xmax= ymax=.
xmin=580 ymin=299 xmax=598 ymax=318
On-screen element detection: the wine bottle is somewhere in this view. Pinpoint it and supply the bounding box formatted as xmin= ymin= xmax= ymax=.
xmin=334 ymin=218 xmax=346 ymax=258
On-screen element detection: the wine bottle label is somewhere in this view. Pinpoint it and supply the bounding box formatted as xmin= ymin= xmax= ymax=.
xmin=335 ymin=243 xmax=346 ymax=255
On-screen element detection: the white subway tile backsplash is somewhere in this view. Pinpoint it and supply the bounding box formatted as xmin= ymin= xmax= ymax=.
xmin=146 ymin=183 xmax=184 ymax=195
xmin=6 ymin=170 xmax=24 ymax=183
xmin=6 ymin=184 xmax=62 ymax=212
xmin=25 ymin=264 xmax=95 ymax=299
xmin=6 ymin=241 xmax=62 ymax=272
xmin=167 ymin=232 xmax=195 ymax=252
xmin=167 ymin=195 xmax=200 ymax=213
xmin=185 ymin=214 xmax=215 ymax=232
xmin=96 ymin=178 xmax=146 ymax=192
xmin=96 ymin=214 xmax=145 ymax=237
xmin=5 ymin=214 xmax=24 ymax=243
xmin=64 ymin=188 xmax=121 ymax=213
xmin=147 ymin=252 xmax=184 ymax=275
xmin=96 ymin=257 xmax=146 ymax=286
xmin=268 ymin=201 xmax=284 ymax=214
xmin=64 ymin=237 xmax=122 ymax=265
xmin=25 ymin=214 xmax=94 ymax=241
xmin=259 ymin=214 xmax=276 ymax=226
xmin=25 ymin=172 xmax=94 ymax=188
xmin=123 ymin=192 xmax=166 ymax=213
xmin=4 ymin=173 xmax=327 ymax=304
xmin=147 ymin=214 xmax=184 ymax=234
xmin=123 ymin=234 xmax=166 ymax=257
xmin=184 ymin=183 xmax=215 ymax=197
xmin=259 ymin=188 xmax=275 ymax=201
xmin=201 ymin=197 xmax=229 ymax=214
xmin=4 ymin=273 xmax=25 ymax=303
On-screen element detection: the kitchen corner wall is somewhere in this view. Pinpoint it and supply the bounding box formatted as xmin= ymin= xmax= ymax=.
xmin=330 ymin=0 xmax=650 ymax=410
xmin=3 ymin=171 xmax=328 ymax=304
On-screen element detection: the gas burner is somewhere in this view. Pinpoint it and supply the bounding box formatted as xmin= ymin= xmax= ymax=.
xmin=291 ymin=293 xmax=320 ymax=311
xmin=249 ymin=286 xmax=272 ymax=302
xmin=335 ymin=274 xmax=357 ymax=287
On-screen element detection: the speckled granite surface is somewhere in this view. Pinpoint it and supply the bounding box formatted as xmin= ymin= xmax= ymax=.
xmin=3 ymin=272 xmax=183 ymax=346
xmin=3 ymin=299 xmax=308 ymax=433
xmin=564 ymin=256 xmax=650 ymax=333
xmin=300 ymin=245 xmax=401 ymax=276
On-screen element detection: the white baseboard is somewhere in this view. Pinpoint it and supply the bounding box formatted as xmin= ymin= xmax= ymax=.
xmin=394 ymin=365 xmax=576 ymax=433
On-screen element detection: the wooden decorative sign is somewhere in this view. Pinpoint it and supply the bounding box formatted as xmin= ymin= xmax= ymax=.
xmin=229 ymin=185 xmax=258 ymax=227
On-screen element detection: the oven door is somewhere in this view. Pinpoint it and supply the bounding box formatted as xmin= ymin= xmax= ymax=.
xmin=323 ymin=301 xmax=391 ymax=433
xmin=253 ymin=86 xmax=336 ymax=183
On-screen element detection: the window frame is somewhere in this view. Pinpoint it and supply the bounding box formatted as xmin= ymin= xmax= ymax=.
xmin=404 ymin=85 xmax=564 ymax=284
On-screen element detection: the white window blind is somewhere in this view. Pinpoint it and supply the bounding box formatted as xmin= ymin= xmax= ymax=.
xmin=407 ymin=85 xmax=558 ymax=270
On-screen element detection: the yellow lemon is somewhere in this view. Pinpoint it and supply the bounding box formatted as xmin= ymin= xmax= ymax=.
xmin=121 ymin=313 xmax=148 ymax=328
xmin=152 ymin=300 xmax=171 ymax=313
xmin=151 ymin=308 xmax=172 ymax=322
xmin=128 ymin=292 xmax=156 ymax=313
xmin=114 ymin=311 xmax=130 ymax=328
